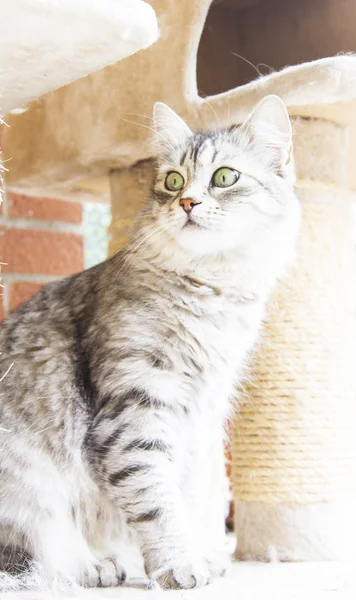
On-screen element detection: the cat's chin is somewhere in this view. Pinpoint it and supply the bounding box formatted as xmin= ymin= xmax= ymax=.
xmin=174 ymin=227 xmax=236 ymax=256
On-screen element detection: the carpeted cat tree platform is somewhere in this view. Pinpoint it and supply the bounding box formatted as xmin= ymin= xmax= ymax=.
xmin=0 ymin=0 xmax=158 ymax=201
xmin=2 ymin=0 xmax=356 ymax=564
xmin=0 ymin=0 xmax=158 ymax=117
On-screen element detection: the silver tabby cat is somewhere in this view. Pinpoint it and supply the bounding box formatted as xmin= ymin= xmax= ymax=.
xmin=0 ymin=96 xmax=300 ymax=590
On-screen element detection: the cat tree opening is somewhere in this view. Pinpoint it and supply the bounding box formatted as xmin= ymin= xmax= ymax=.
xmin=198 ymin=0 xmax=356 ymax=95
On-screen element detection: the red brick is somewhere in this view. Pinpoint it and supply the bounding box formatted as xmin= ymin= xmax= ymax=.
xmin=10 ymin=282 xmax=45 ymax=312
xmin=0 ymin=227 xmax=83 ymax=276
xmin=8 ymin=193 xmax=83 ymax=224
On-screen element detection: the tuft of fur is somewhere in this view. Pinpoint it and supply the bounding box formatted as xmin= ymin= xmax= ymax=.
xmin=0 ymin=96 xmax=300 ymax=591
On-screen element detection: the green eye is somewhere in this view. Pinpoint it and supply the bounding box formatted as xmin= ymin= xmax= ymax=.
xmin=165 ymin=171 xmax=185 ymax=192
xmin=213 ymin=167 xmax=239 ymax=188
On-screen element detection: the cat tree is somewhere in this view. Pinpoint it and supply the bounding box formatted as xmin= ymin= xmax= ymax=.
xmin=3 ymin=0 xmax=356 ymax=562
xmin=0 ymin=0 xmax=158 ymax=207
xmin=0 ymin=0 xmax=158 ymax=116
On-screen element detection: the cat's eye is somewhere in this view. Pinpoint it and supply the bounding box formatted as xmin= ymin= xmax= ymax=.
xmin=212 ymin=167 xmax=239 ymax=188
xmin=165 ymin=171 xmax=185 ymax=192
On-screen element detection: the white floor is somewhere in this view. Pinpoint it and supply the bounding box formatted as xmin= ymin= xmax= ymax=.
xmin=3 ymin=561 xmax=355 ymax=600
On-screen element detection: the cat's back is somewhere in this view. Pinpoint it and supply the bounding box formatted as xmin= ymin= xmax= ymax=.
xmin=1 ymin=276 xmax=78 ymax=358
xmin=0 ymin=270 xmax=98 ymax=431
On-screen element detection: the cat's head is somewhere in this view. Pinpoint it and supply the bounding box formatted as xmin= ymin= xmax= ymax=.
xmin=146 ymin=95 xmax=299 ymax=258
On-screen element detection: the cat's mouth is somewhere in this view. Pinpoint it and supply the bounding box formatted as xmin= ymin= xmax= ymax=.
xmin=182 ymin=216 xmax=205 ymax=230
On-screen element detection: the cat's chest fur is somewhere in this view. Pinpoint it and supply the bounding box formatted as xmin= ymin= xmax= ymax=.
xmin=175 ymin=294 xmax=260 ymax=399
xmin=105 ymin=276 xmax=263 ymax=419
xmin=171 ymin=269 xmax=263 ymax=360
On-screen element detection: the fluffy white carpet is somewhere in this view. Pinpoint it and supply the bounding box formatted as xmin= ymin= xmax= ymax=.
xmin=2 ymin=561 xmax=354 ymax=600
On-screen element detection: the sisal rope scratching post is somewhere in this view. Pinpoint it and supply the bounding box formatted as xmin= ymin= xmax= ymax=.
xmin=232 ymin=117 xmax=356 ymax=561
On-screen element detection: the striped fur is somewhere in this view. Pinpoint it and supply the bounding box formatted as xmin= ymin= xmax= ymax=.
xmin=0 ymin=96 xmax=300 ymax=590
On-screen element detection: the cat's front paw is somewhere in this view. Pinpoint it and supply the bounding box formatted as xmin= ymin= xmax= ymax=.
xmin=153 ymin=562 xmax=211 ymax=590
xmin=82 ymin=558 xmax=126 ymax=587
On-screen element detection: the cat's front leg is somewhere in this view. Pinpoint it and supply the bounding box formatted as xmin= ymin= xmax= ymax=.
xmin=184 ymin=418 xmax=231 ymax=579
xmin=90 ymin=394 xmax=211 ymax=589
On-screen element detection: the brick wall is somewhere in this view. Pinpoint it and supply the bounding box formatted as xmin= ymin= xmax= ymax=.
xmin=0 ymin=187 xmax=84 ymax=320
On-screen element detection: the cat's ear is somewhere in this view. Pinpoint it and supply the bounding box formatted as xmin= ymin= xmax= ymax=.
xmin=242 ymin=95 xmax=292 ymax=170
xmin=153 ymin=102 xmax=192 ymax=148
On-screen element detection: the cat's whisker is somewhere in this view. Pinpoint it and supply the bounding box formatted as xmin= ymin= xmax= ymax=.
xmin=231 ymin=51 xmax=262 ymax=78
xmin=127 ymin=222 xmax=167 ymax=258
xmin=201 ymin=97 xmax=221 ymax=131
xmin=225 ymin=97 xmax=231 ymax=131
xmin=119 ymin=112 xmax=189 ymax=149
xmin=119 ymin=112 xmax=154 ymax=120
xmin=118 ymin=117 xmax=176 ymax=153
xmin=131 ymin=225 xmax=170 ymax=264
xmin=0 ymin=363 xmax=13 ymax=382
xmin=119 ymin=222 xmax=169 ymax=276
xmin=120 ymin=223 xmax=160 ymax=264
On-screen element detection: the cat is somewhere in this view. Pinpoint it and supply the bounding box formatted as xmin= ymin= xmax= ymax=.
xmin=0 ymin=95 xmax=300 ymax=591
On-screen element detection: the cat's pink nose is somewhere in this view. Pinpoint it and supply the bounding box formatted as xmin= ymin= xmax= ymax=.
xmin=179 ymin=198 xmax=200 ymax=213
